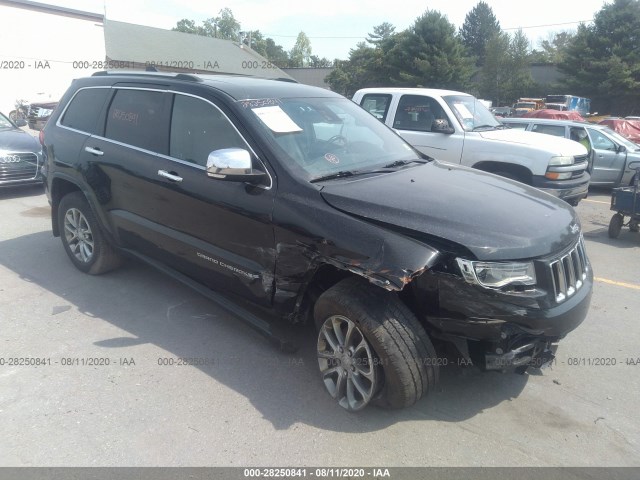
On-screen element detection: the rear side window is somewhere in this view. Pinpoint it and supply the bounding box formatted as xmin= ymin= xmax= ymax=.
xmin=60 ymin=88 xmax=110 ymax=134
xmin=105 ymin=89 xmax=169 ymax=154
xmin=360 ymin=94 xmax=392 ymax=122
xmin=169 ymin=94 xmax=246 ymax=167
xmin=531 ymin=124 xmax=565 ymax=137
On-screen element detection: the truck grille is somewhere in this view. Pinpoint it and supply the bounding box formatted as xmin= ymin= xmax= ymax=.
xmin=0 ymin=153 xmax=39 ymax=182
xmin=549 ymin=236 xmax=588 ymax=303
xmin=572 ymin=154 xmax=589 ymax=177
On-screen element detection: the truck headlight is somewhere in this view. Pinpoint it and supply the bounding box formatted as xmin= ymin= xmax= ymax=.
xmin=456 ymin=258 xmax=536 ymax=288
xmin=549 ymin=156 xmax=574 ymax=166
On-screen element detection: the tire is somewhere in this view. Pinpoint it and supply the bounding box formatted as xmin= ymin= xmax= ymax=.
xmin=608 ymin=213 xmax=624 ymax=239
xmin=314 ymin=277 xmax=438 ymax=411
xmin=58 ymin=192 xmax=122 ymax=274
xmin=630 ymin=219 xmax=639 ymax=233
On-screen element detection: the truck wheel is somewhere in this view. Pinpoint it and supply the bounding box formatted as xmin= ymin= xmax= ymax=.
xmin=58 ymin=192 xmax=122 ymax=274
xmin=608 ymin=213 xmax=624 ymax=239
xmin=314 ymin=277 xmax=438 ymax=411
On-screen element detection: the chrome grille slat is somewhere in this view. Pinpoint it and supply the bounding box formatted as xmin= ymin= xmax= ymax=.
xmin=549 ymin=237 xmax=588 ymax=303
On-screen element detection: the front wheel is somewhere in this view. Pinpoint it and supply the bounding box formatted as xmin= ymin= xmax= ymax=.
xmin=58 ymin=192 xmax=122 ymax=274
xmin=314 ymin=278 xmax=439 ymax=411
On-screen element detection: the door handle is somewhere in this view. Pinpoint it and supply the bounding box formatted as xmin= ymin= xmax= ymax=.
xmin=84 ymin=146 xmax=104 ymax=156
xmin=158 ymin=170 xmax=183 ymax=182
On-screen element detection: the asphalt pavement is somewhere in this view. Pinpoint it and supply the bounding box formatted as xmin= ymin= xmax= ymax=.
xmin=0 ymin=185 xmax=638 ymax=468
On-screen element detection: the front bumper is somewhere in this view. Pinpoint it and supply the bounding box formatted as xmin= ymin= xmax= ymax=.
xmin=533 ymin=173 xmax=590 ymax=202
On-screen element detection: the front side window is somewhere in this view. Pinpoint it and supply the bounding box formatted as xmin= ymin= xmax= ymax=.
xmin=587 ymin=128 xmax=616 ymax=151
xmin=60 ymin=88 xmax=110 ymax=134
xmin=170 ymin=95 xmax=246 ymax=167
xmin=105 ymin=89 xmax=169 ymax=154
xmin=393 ymin=95 xmax=444 ymax=132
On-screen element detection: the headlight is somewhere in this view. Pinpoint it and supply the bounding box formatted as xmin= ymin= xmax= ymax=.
xmin=456 ymin=258 xmax=536 ymax=288
xmin=549 ymin=156 xmax=574 ymax=166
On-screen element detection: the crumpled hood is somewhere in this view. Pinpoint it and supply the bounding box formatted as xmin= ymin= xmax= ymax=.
xmin=479 ymin=129 xmax=587 ymax=156
xmin=0 ymin=128 xmax=41 ymax=153
xmin=320 ymin=161 xmax=580 ymax=261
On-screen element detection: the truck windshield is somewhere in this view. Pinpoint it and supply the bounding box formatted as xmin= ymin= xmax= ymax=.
xmin=443 ymin=95 xmax=501 ymax=132
xmin=243 ymin=97 xmax=424 ymax=181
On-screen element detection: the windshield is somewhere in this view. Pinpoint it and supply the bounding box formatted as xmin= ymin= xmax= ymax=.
xmin=601 ymin=126 xmax=640 ymax=151
xmin=242 ymin=97 xmax=423 ymax=181
xmin=443 ymin=95 xmax=501 ymax=132
xmin=0 ymin=113 xmax=15 ymax=129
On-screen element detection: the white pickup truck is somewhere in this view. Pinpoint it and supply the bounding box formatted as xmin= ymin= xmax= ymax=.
xmin=352 ymin=88 xmax=591 ymax=205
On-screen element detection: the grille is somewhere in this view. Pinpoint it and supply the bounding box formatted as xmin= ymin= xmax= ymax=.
xmin=0 ymin=153 xmax=39 ymax=182
xmin=572 ymin=154 xmax=589 ymax=177
xmin=549 ymin=236 xmax=588 ymax=303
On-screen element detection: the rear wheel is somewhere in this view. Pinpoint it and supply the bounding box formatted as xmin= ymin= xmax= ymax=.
xmin=630 ymin=219 xmax=639 ymax=233
xmin=608 ymin=213 xmax=624 ymax=239
xmin=314 ymin=277 xmax=439 ymax=411
xmin=58 ymin=192 xmax=122 ymax=274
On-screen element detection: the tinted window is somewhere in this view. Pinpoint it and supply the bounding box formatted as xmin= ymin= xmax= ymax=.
xmin=531 ymin=124 xmax=565 ymax=137
xmin=360 ymin=94 xmax=392 ymax=122
xmin=394 ymin=95 xmax=444 ymax=132
xmin=170 ymin=95 xmax=246 ymax=167
xmin=105 ymin=89 xmax=169 ymax=153
xmin=60 ymin=88 xmax=110 ymax=134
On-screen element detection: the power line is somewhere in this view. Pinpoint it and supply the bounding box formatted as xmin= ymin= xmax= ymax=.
xmin=503 ymin=19 xmax=593 ymax=30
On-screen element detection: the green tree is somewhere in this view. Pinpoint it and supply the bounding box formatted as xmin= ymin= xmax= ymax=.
xmin=214 ymin=7 xmax=241 ymax=40
xmin=479 ymin=30 xmax=534 ymax=105
xmin=559 ymin=0 xmax=640 ymax=114
xmin=366 ymin=22 xmax=396 ymax=45
xmin=459 ymin=1 xmax=501 ymax=66
xmin=289 ymin=32 xmax=312 ymax=67
xmin=326 ymin=42 xmax=389 ymax=96
xmin=386 ymin=10 xmax=474 ymax=89
xmin=532 ymin=31 xmax=574 ymax=64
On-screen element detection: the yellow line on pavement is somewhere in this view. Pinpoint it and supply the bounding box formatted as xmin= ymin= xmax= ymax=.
xmin=595 ymin=277 xmax=640 ymax=290
xmin=583 ymin=199 xmax=610 ymax=205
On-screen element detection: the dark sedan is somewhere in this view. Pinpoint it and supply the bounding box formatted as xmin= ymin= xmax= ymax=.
xmin=0 ymin=112 xmax=43 ymax=187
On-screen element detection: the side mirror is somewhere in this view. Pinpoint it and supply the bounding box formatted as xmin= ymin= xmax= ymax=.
xmin=15 ymin=118 xmax=28 ymax=127
xmin=617 ymin=144 xmax=627 ymax=154
xmin=431 ymin=119 xmax=455 ymax=134
xmin=206 ymin=148 xmax=266 ymax=182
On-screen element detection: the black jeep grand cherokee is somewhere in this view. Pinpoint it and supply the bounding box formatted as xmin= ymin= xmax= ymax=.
xmin=42 ymin=71 xmax=592 ymax=411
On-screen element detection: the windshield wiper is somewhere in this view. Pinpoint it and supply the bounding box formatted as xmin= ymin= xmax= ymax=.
xmin=310 ymin=170 xmax=359 ymax=183
xmin=382 ymin=159 xmax=428 ymax=168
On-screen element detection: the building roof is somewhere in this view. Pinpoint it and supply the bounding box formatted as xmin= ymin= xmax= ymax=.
xmin=0 ymin=0 xmax=103 ymax=22
xmin=103 ymin=20 xmax=293 ymax=81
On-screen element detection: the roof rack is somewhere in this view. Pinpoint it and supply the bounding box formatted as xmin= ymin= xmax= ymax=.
xmin=91 ymin=71 xmax=202 ymax=82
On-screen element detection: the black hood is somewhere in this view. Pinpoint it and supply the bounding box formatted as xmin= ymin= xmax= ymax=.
xmin=320 ymin=161 xmax=580 ymax=261
xmin=0 ymin=127 xmax=41 ymax=152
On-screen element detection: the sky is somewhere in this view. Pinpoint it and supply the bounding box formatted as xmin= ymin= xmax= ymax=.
xmin=33 ymin=0 xmax=612 ymax=59
xmin=0 ymin=0 xmax=611 ymax=113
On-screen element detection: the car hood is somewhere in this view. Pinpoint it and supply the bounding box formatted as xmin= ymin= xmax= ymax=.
xmin=0 ymin=128 xmax=41 ymax=152
xmin=479 ymin=129 xmax=587 ymax=156
xmin=320 ymin=161 xmax=580 ymax=261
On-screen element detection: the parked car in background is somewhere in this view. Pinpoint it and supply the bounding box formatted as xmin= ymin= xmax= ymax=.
xmin=0 ymin=111 xmax=43 ymax=187
xmin=27 ymin=101 xmax=58 ymax=131
xmin=501 ymin=117 xmax=640 ymax=187
xmin=490 ymin=106 xmax=515 ymax=118
xmin=353 ymin=87 xmax=590 ymax=205
xmin=42 ymin=71 xmax=592 ymax=411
